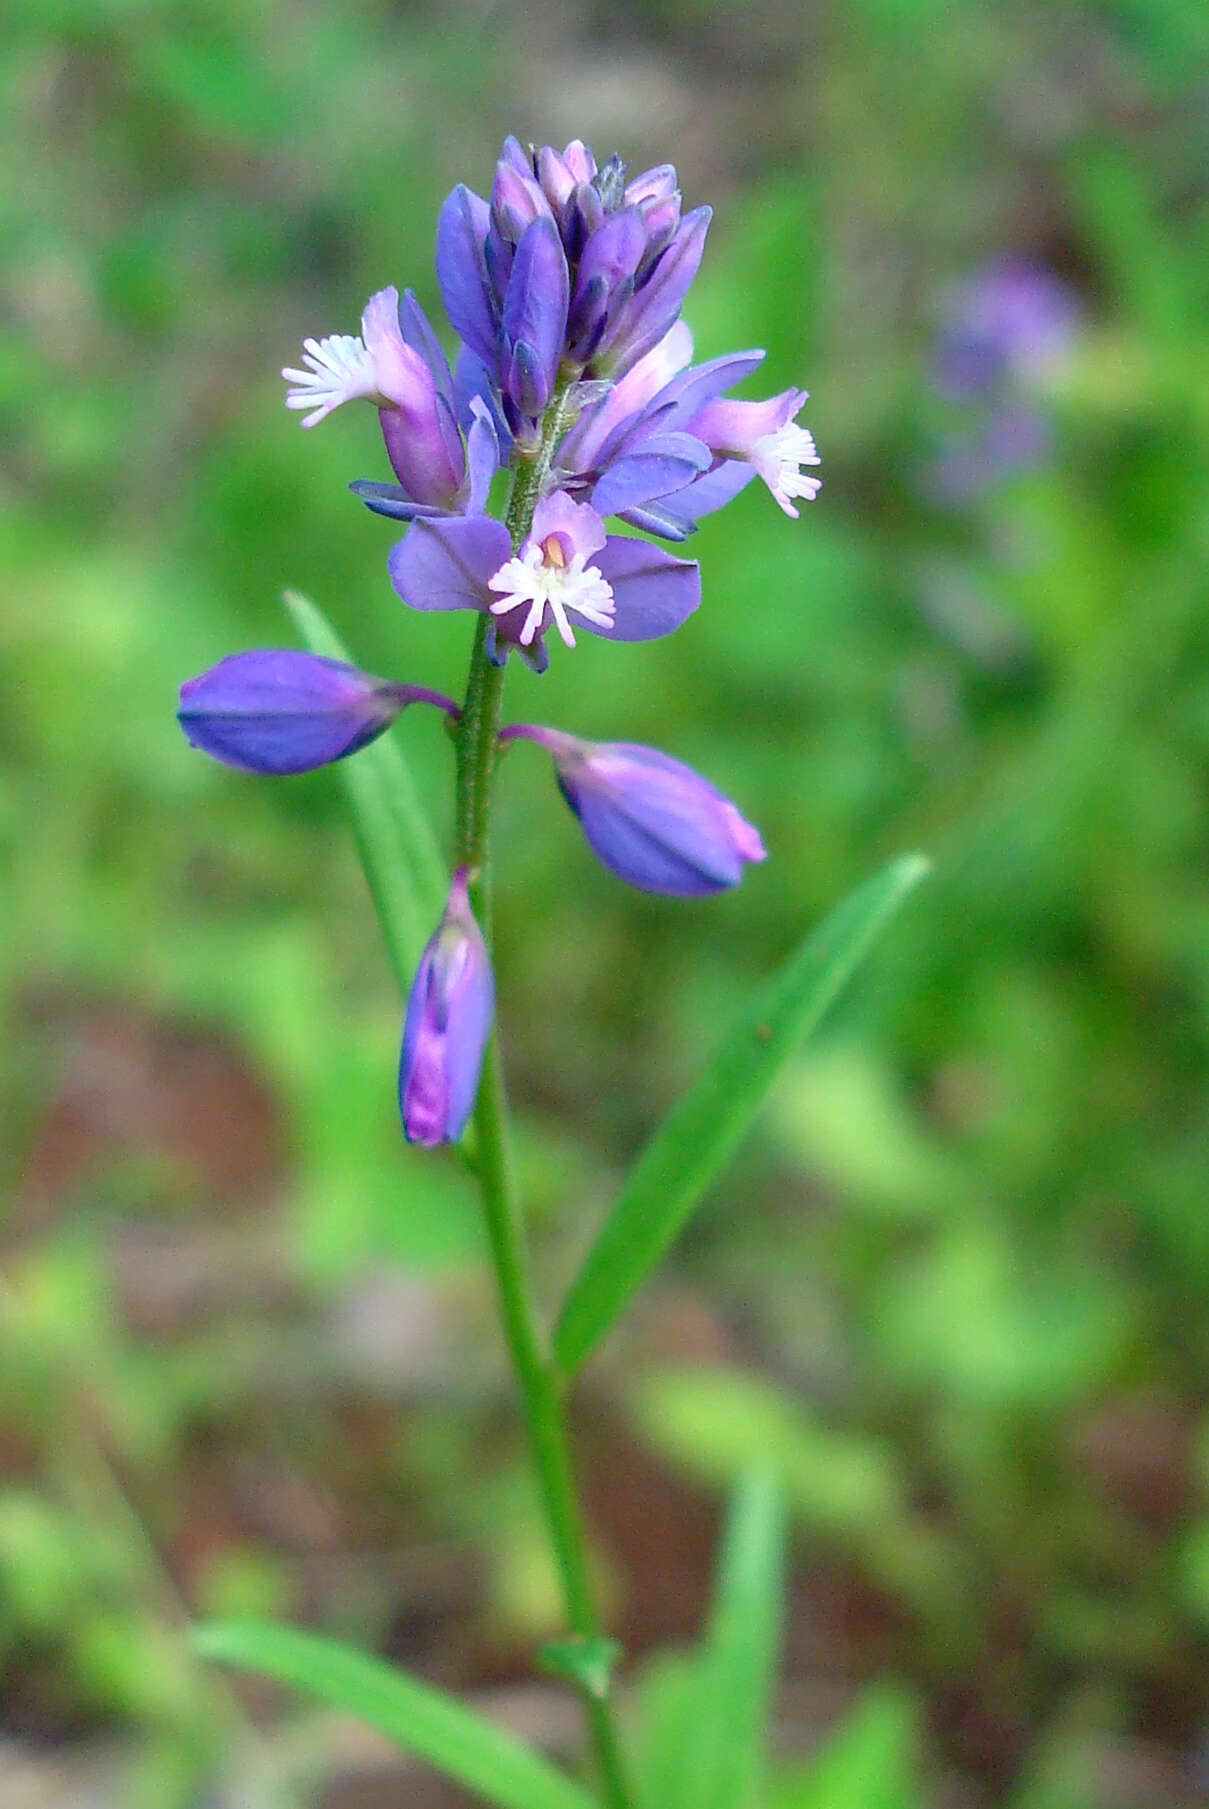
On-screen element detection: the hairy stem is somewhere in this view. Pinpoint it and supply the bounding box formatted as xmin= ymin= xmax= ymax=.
xmin=452 ymin=386 xmax=633 ymax=1809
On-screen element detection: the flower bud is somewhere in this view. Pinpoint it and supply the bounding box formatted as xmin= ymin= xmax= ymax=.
xmin=399 ymin=870 xmax=494 ymax=1146
xmin=508 ymin=727 xmax=766 ymax=895
xmin=178 ymin=651 xmax=454 ymax=775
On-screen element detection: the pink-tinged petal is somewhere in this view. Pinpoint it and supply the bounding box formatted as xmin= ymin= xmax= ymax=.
xmin=625 ymin=163 xmax=678 ymax=206
xmin=388 ymin=515 xmax=510 ymax=614
xmin=562 ymin=140 xmax=596 ymax=184
xmin=558 ymin=321 xmax=695 ymax=475
xmin=591 ymin=538 xmax=701 ymax=641
xmin=688 ymin=388 xmax=804 ymax=455
xmin=528 ymin=490 xmax=607 ymax=561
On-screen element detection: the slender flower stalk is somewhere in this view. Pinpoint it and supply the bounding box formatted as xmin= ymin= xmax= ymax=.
xmin=451 ymin=383 xmax=634 ymax=1809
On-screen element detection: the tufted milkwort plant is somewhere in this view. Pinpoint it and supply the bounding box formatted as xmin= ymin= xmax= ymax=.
xmin=185 ymin=138 xmax=927 ymax=1808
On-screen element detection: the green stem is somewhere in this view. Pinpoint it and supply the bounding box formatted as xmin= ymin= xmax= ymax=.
xmin=453 ymin=386 xmax=633 ymax=1809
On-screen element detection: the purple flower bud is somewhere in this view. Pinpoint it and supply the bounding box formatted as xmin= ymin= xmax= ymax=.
xmin=399 ymin=869 xmax=494 ymax=1146
xmin=500 ymin=216 xmax=570 ymax=416
xmin=566 ymin=207 xmax=647 ymax=363
xmin=536 ymin=145 xmax=575 ymax=211
xmin=563 ymin=181 xmax=606 ymax=260
xmin=435 ymin=184 xmax=497 ymax=369
xmin=594 ymin=206 xmax=711 ymax=378
xmin=625 ymin=164 xmax=678 ymax=207
xmin=178 ymin=651 xmax=455 ymax=775
xmin=504 ymin=727 xmax=766 ymax=895
xmin=491 ymin=160 xmax=554 ymax=246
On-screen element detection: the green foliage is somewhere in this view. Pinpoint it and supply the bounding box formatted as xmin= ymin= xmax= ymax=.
xmin=193 ymin=1620 xmax=596 ymax=1809
xmin=633 ymin=1472 xmax=786 ymax=1809
xmin=767 ymin=1686 xmax=919 ymax=1809
xmin=553 ymin=857 xmax=929 ymax=1374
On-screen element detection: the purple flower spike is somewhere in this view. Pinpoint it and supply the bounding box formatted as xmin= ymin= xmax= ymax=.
xmin=504 ymin=727 xmax=766 ymax=895
xmin=399 ymin=868 xmax=494 ymax=1146
xmin=178 ymin=651 xmax=455 ymax=776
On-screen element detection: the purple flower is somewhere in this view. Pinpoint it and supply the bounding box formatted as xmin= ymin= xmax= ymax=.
xmin=178 ymin=651 xmax=455 ymax=774
xmin=284 ymin=287 xmax=488 ymax=514
xmin=935 ymin=259 xmax=1079 ymax=400
xmin=399 ymin=868 xmax=493 ymax=1146
xmin=503 ymin=725 xmax=766 ymax=895
xmin=388 ymin=489 xmax=700 ymax=673
xmin=553 ymin=325 xmax=816 ymax=536
xmin=687 ymin=387 xmax=820 ymax=518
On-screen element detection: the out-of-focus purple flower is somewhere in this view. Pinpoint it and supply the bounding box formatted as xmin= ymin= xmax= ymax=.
xmin=388 ymin=489 xmax=700 ymax=673
xmin=935 ymin=259 xmax=1079 ymax=400
xmin=178 ymin=650 xmax=456 ymax=775
xmin=399 ymin=868 xmax=493 ymax=1146
xmin=284 ymin=287 xmax=494 ymax=515
xmin=926 ymin=403 xmax=1054 ymax=504
xmin=503 ymin=725 xmax=766 ymax=895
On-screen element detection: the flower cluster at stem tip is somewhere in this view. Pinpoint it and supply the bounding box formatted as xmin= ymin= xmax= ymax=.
xmin=179 ymin=136 xmax=820 ymax=1145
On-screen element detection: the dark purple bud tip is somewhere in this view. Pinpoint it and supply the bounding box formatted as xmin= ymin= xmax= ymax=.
xmin=507 ymin=727 xmax=766 ymax=896
xmin=178 ymin=650 xmax=455 ymax=775
xmin=399 ymin=868 xmax=494 ymax=1146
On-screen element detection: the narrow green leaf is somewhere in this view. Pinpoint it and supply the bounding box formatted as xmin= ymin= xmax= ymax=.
xmin=283 ymin=589 xmax=446 ymax=993
xmin=766 ymin=1683 xmax=918 ymax=1809
xmin=633 ymin=1472 xmax=786 ymax=1809
xmin=695 ymin=1470 xmax=787 ymax=1809
xmin=192 ymin=1620 xmax=596 ymax=1809
xmin=553 ymin=855 xmax=930 ymax=1374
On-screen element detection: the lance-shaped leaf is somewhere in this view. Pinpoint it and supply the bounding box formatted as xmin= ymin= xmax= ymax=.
xmin=691 ymin=1470 xmax=787 ymax=1809
xmin=284 ymin=589 xmax=446 ymax=994
xmin=634 ymin=1471 xmax=786 ymax=1809
xmin=553 ymin=855 xmax=930 ymax=1375
xmin=192 ymin=1621 xmax=595 ymax=1809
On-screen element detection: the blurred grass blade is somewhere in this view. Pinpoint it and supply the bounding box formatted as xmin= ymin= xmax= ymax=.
xmin=696 ymin=1470 xmax=787 ymax=1809
xmin=633 ymin=1472 xmax=786 ymax=1809
xmin=284 ymin=589 xmax=446 ymax=992
xmin=554 ymin=855 xmax=929 ymax=1375
xmin=193 ymin=1620 xmax=596 ymax=1809
xmin=766 ymin=1683 xmax=918 ymax=1809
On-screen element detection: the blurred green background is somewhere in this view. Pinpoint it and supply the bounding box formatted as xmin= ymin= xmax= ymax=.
xmin=5 ymin=0 xmax=1209 ymax=1803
